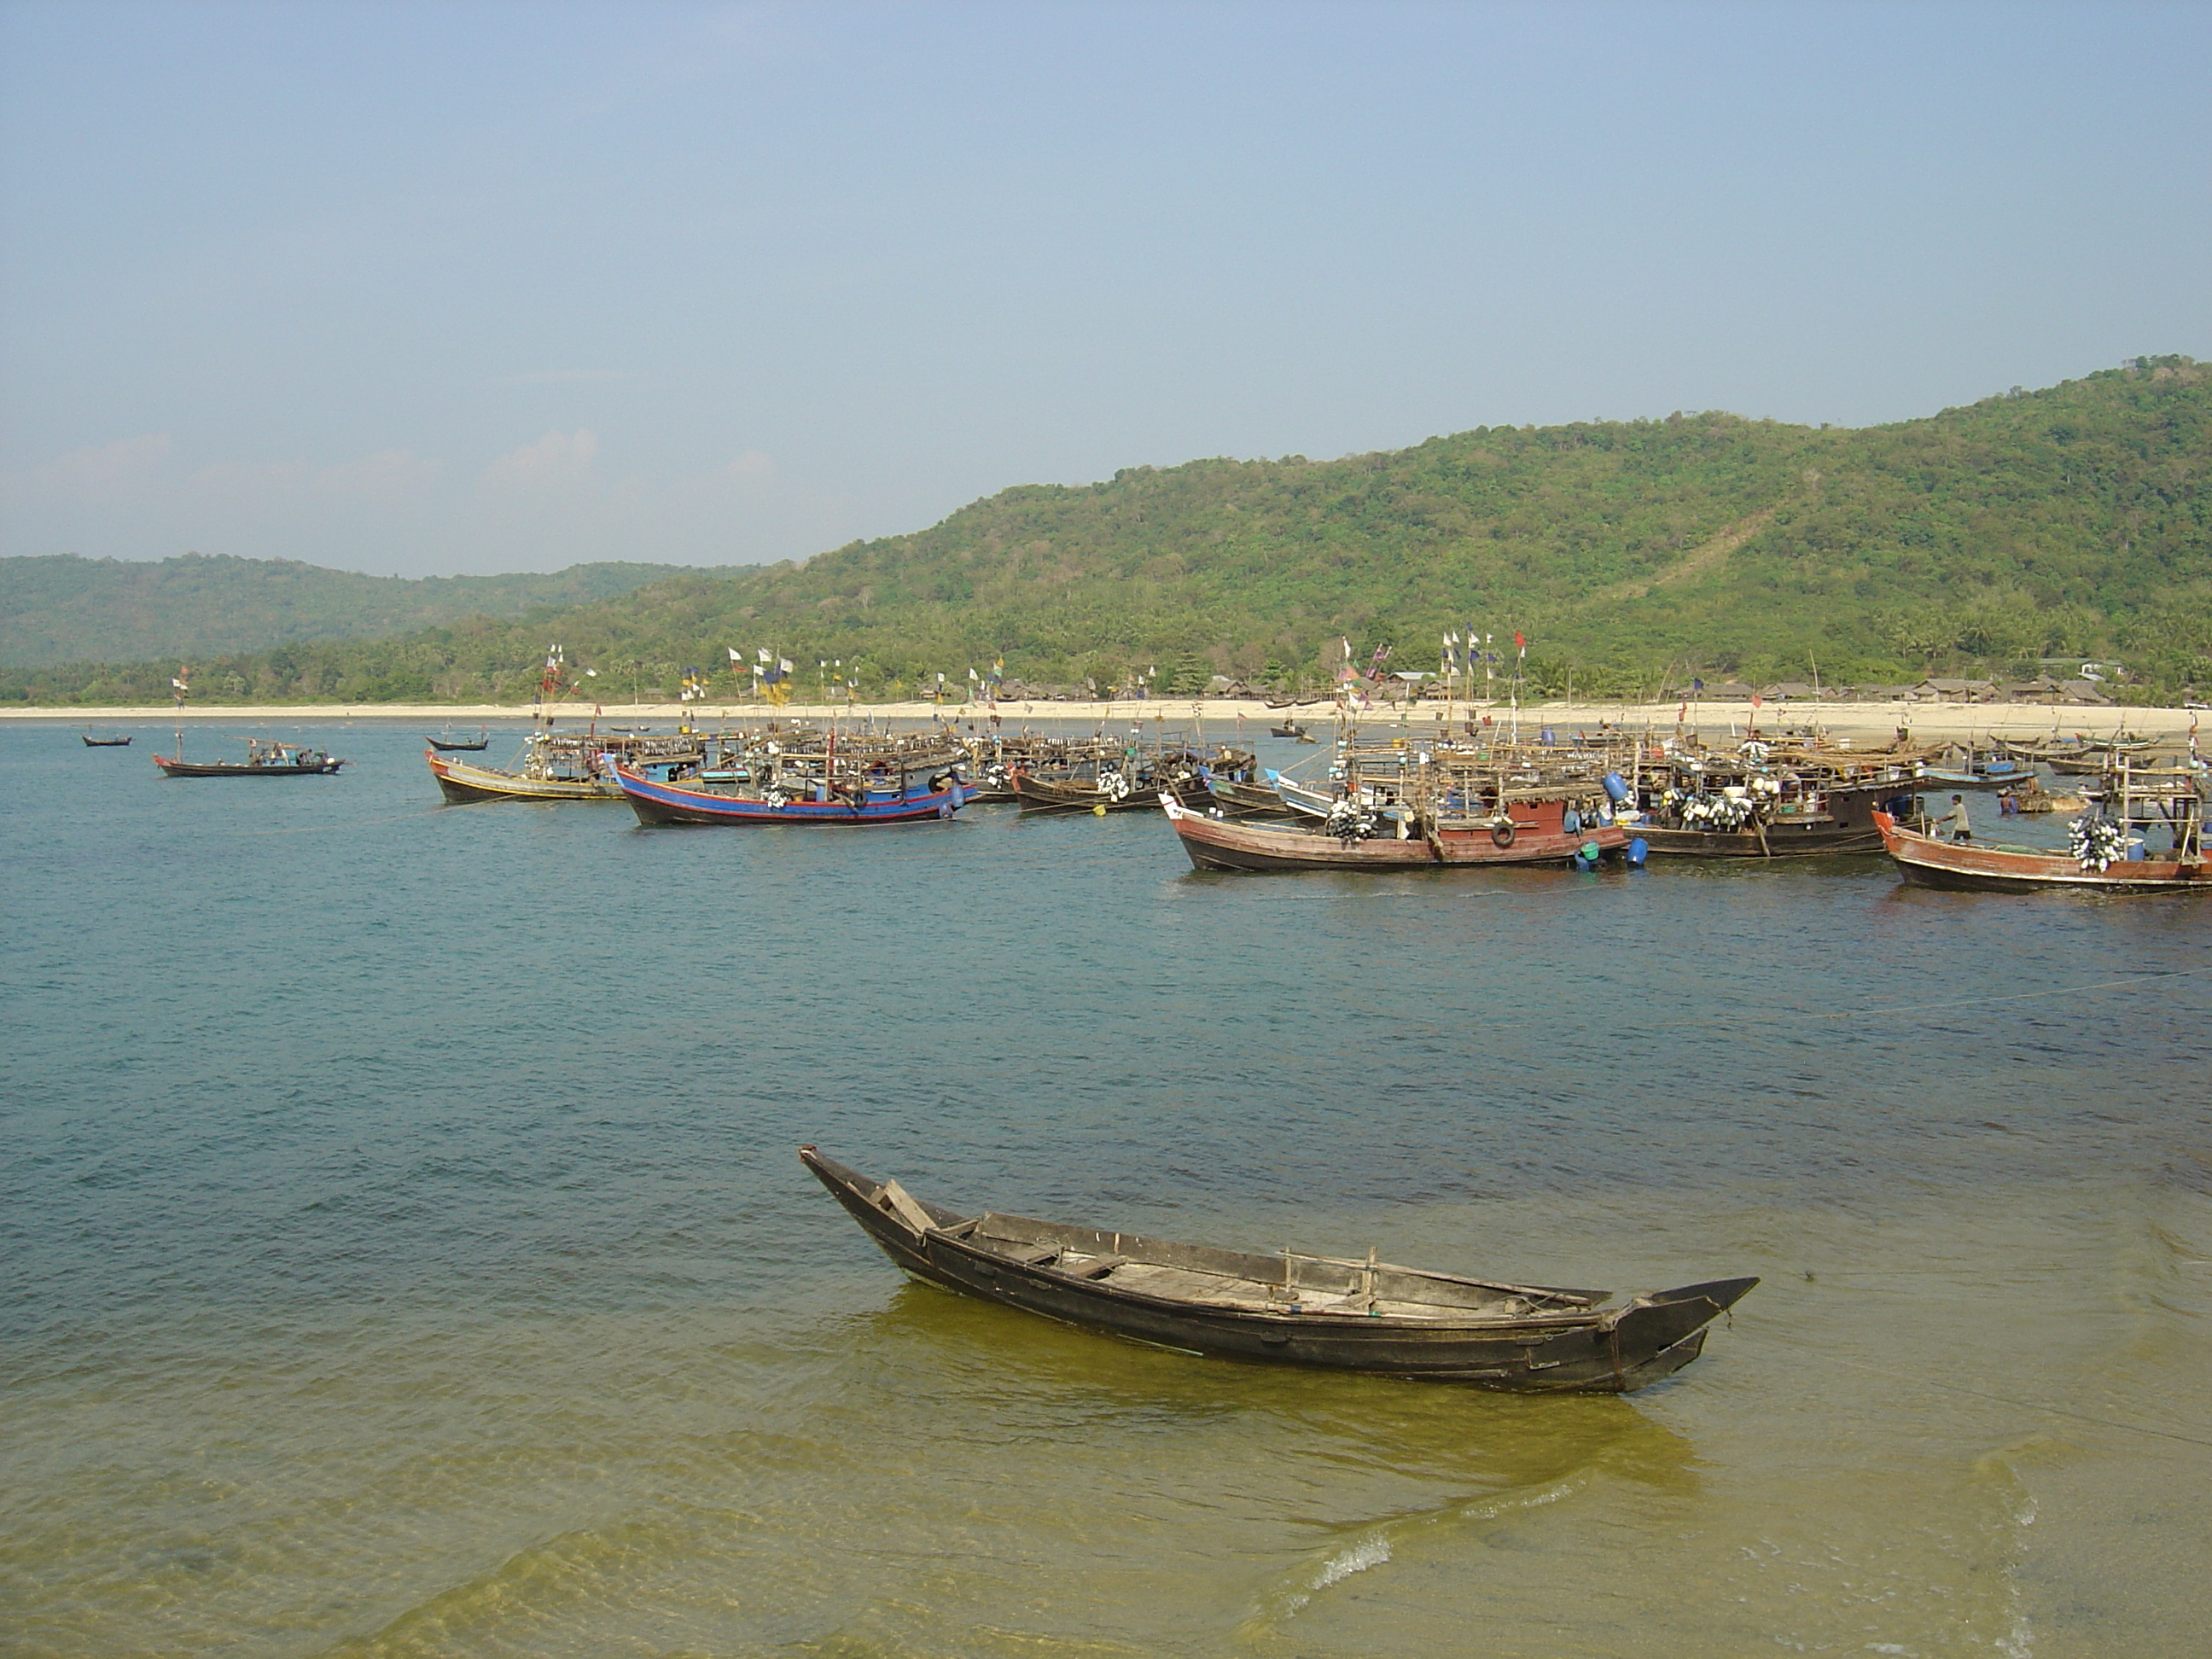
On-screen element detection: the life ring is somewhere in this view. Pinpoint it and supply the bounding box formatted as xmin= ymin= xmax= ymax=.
xmin=1491 ymin=821 xmax=1516 ymax=847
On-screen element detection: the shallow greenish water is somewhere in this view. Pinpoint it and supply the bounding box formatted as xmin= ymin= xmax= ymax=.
xmin=4 ymin=719 xmax=2208 ymax=1656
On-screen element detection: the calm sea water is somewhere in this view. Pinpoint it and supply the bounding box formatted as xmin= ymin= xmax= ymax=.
xmin=4 ymin=718 xmax=2209 ymax=1657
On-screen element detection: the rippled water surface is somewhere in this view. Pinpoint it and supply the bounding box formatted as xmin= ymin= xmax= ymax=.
xmin=5 ymin=719 xmax=2209 ymax=1656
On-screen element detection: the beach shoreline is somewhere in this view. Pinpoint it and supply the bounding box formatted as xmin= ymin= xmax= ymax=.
xmin=8 ymin=696 xmax=2199 ymax=743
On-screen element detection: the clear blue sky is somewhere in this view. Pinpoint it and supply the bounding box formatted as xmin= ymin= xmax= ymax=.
xmin=3 ymin=0 xmax=2205 ymax=578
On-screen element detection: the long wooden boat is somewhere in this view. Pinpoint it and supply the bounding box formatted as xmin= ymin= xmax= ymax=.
xmin=426 ymin=747 xmax=624 ymax=802
xmin=613 ymin=760 xmax=969 ymax=825
xmin=1636 ymin=779 xmax=1917 ymax=859
xmin=1010 ymin=769 xmax=1159 ymax=812
xmin=1010 ymin=746 xmax=1222 ymax=813
xmin=1161 ymin=793 xmax=1628 ymax=872
xmin=800 ymin=1146 xmax=1755 ymax=1392
xmin=1872 ymin=809 xmax=2210 ymax=893
xmin=424 ymin=727 xmax=491 ymax=752
xmin=425 ymin=726 xmax=713 ymax=803
xmin=154 ymin=741 xmax=344 ymax=777
xmin=81 ymin=730 xmax=132 ymax=747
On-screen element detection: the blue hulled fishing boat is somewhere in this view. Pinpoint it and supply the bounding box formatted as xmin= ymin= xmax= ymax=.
xmin=611 ymin=759 xmax=971 ymax=826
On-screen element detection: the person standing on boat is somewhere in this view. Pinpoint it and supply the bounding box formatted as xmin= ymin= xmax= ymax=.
xmin=1937 ymin=794 xmax=1972 ymax=841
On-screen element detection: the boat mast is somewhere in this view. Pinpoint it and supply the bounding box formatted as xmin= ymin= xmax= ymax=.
xmin=171 ymin=664 xmax=189 ymax=758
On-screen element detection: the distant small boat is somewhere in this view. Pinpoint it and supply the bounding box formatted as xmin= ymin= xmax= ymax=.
xmin=1268 ymin=719 xmax=1311 ymax=739
xmin=81 ymin=729 xmax=131 ymax=748
xmin=800 ymin=1146 xmax=1756 ymax=1393
xmin=425 ymin=725 xmax=491 ymax=752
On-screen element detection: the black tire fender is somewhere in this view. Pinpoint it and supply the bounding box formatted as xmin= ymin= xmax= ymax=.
xmin=1491 ymin=821 xmax=1516 ymax=848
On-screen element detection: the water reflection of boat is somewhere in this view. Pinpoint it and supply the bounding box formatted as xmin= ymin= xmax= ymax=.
xmin=800 ymin=1146 xmax=1755 ymax=1393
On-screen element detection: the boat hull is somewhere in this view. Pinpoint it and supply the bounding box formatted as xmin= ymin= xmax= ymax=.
xmin=800 ymin=1148 xmax=1753 ymax=1393
xmin=614 ymin=762 xmax=969 ymax=825
xmin=1161 ymin=795 xmax=1626 ymax=872
xmin=1635 ymin=823 xmax=1883 ymax=858
xmin=1874 ymin=811 xmax=2211 ymax=893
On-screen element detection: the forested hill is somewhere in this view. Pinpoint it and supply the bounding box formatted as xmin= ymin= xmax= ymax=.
xmin=0 ymin=554 xmax=705 ymax=668
xmin=9 ymin=357 xmax=2209 ymax=705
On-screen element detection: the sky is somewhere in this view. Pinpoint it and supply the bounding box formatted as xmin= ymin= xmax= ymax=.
xmin=1 ymin=1 xmax=2206 ymax=579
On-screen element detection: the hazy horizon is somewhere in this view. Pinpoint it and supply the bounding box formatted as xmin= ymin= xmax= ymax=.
xmin=4 ymin=1 xmax=2206 ymax=579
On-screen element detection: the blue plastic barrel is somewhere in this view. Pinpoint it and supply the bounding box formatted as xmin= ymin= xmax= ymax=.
xmin=1602 ymin=771 xmax=1630 ymax=803
xmin=1627 ymin=836 xmax=1649 ymax=867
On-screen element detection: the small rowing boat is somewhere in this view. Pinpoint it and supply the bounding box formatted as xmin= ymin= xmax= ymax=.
xmin=800 ymin=1147 xmax=1755 ymax=1392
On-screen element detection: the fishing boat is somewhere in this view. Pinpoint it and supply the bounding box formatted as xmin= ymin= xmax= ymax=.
xmin=1009 ymin=736 xmax=1230 ymax=814
xmin=2003 ymin=776 xmax=2085 ymax=815
xmin=425 ymin=727 xmax=705 ymax=802
xmin=80 ymin=728 xmax=131 ymax=747
xmin=612 ymin=758 xmax=969 ymax=825
xmin=1268 ymin=719 xmax=1312 ymax=740
xmin=1920 ymin=748 xmax=2040 ymax=788
xmin=1161 ymin=792 xmax=1630 ymax=872
xmin=1872 ymin=807 xmax=2209 ymax=894
xmin=1635 ymin=777 xmax=1920 ymax=858
xmin=1207 ymin=776 xmax=1296 ymax=818
xmin=424 ymin=724 xmax=491 ymax=752
xmin=153 ymin=737 xmax=344 ymax=777
xmin=800 ymin=1147 xmax=1755 ymax=1393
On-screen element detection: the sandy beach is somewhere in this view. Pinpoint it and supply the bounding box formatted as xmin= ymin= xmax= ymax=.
xmin=6 ymin=696 xmax=2200 ymax=745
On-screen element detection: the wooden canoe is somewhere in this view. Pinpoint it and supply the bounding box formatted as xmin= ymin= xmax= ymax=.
xmin=800 ymin=1147 xmax=1755 ymax=1393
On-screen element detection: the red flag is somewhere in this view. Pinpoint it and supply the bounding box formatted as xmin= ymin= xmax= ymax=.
xmin=1749 ymin=694 xmax=1764 ymax=710
xmin=1513 ymin=632 xmax=1527 ymax=653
